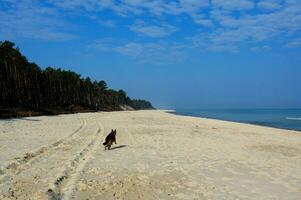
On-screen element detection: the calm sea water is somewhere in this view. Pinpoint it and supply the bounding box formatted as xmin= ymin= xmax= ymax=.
xmin=174 ymin=109 xmax=301 ymax=131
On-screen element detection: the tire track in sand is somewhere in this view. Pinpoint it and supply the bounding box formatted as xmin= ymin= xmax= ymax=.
xmin=48 ymin=122 xmax=105 ymax=200
xmin=0 ymin=119 xmax=100 ymax=199
xmin=0 ymin=119 xmax=87 ymax=180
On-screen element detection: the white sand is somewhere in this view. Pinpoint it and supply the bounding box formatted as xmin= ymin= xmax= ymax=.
xmin=0 ymin=110 xmax=301 ymax=199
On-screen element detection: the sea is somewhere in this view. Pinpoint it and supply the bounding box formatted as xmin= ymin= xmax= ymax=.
xmin=174 ymin=109 xmax=301 ymax=132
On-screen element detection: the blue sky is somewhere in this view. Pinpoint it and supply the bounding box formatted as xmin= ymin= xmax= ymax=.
xmin=1 ymin=0 xmax=301 ymax=109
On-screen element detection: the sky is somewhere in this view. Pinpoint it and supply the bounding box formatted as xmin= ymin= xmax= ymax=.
xmin=1 ymin=0 xmax=301 ymax=109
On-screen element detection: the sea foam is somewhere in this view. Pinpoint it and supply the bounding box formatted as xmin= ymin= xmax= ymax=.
xmin=286 ymin=117 xmax=301 ymax=121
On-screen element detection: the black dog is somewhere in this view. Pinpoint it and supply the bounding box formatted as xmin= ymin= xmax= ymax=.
xmin=103 ymin=129 xmax=117 ymax=150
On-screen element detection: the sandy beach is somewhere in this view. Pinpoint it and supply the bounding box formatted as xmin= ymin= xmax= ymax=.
xmin=0 ymin=110 xmax=301 ymax=199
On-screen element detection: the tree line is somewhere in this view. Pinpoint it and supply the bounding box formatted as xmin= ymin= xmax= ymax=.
xmin=0 ymin=41 xmax=153 ymax=117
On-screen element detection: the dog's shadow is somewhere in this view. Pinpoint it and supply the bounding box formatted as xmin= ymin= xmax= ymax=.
xmin=109 ymin=145 xmax=127 ymax=150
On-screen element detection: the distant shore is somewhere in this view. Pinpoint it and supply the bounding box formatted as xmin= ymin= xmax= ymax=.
xmin=1 ymin=110 xmax=301 ymax=199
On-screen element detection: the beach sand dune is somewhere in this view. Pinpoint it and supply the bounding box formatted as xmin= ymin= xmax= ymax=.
xmin=1 ymin=110 xmax=301 ymax=199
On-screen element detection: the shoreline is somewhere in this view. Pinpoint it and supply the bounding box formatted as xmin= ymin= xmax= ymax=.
xmin=2 ymin=108 xmax=300 ymax=133
xmin=2 ymin=108 xmax=301 ymax=133
xmin=171 ymin=109 xmax=301 ymax=132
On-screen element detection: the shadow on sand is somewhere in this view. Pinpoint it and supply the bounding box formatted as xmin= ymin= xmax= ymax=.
xmin=110 ymin=145 xmax=127 ymax=150
xmin=1 ymin=118 xmax=41 ymax=122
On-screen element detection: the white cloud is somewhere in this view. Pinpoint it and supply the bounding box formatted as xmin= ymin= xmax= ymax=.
xmin=257 ymin=0 xmax=282 ymax=11
xmin=0 ymin=0 xmax=75 ymax=41
xmin=207 ymin=44 xmax=239 ymax=53
xmin=188 ymin=34 xmax=239 ymax=53
xmin=286 ymin=38 xmax=301 ymax=48
xmin=2 ymin=0 xmax=301 ymax=55
xmin=89 ymin=38 xmax=117 ymax=52
xmin=48 ymin=0 xmax=114 ymax=11
xmin=179 ymin=0 xmax=209 ymax=12
xmin=203 ymin=0 xmax=301 ymax=51
xmin=115 ymin=41 xmax=188 ymax=64
xmin=212 ymin=0 xmax=254 ymax=11
xmin=97 ymin=19 xmax=116 ymax=28
xmin=90 ymin=39 xmax=188 ymax=64
xmin=191 ymin=14 xmax=213 ymax=27
xmin=250 ymin=45 xmax=270 ymax=52
xmin=130 ymin=21 xmax=177 ymax=37
xmin=115 ymin=42 xmax=145 ymax=57
xmin=46 ymin=0 xmax=212 ymax=26
xmin=81 ymin=0 xmax=301 ymax=55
